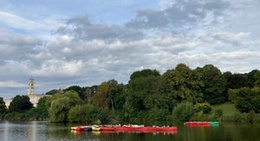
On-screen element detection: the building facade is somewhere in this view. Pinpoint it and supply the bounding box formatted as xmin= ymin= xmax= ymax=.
xmin=4 ymin=77 xmax=45 ymax=107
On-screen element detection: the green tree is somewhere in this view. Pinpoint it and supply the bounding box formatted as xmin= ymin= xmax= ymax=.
xmin=172 ymin=102 xmax=194 ymax=121
xmin=199 ymin=64 xmax=227 ymax=104
xmin=130 ymin=69 xmax=160 ymax=80
xmin=106 ymin=80 xmax=125 ymax=110
xmin=223 ymin=71 xmax=232 ymax=89
xmin=163 ymin=63 xmax=203 ymax=104
xmin=8 ymin=95 xmax=33 ymax=112
xmin=68 ymin=104 xmax=109 ymax=124
xmin=235 ymin=87 xmax=255 ymax=113
xmin=31 ymin=96 xmax=48 ymax=120
xmin=254 ymin=70 xmax=260 ymax=87
xmin=247 ymin=70 xmax=259 ymax=88
xmin=49 ymin=97 xmax=71 ymax=122
xmin=65 ymin=85 xmax=85 ymax=100
xmin=231 ymin=87 xmax=260 ymax=113
xmin=143 ymin=76 xmax=170 ymax=110
xmin=46 ymin=90 xmax=82 ymax=108
xmin=45 ymin=89 xmax=60 ymax=95
xmin=0 ymin=97 xmax=7 ymax=116
xmin=93 ymin=80 xmax=125 ymax=111
xmin=124 ymin=69 xmax=164 ymax=123
xmin=47 ymin=90 xmax=83 ymax=122
xmin=84 ymin=87 xmax=93 ymax=103
xmin=93 ymin=82 xmax=110 ymax=109
xmin=68 ymin=104 xmax=89 ymax=123
xmin=112 ymin=83 xmax=126 ymax=110
xmin=227 ymin=73 xmax=248 ymax=89
xmin=228 ymin=89 xmax=239 ymax=102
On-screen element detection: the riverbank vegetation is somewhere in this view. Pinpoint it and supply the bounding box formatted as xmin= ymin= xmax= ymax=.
xmin=1 ymin=63 xmax=260 ymax=124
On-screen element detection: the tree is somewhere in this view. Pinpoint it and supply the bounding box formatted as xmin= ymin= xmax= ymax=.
xmin=8 ymin=95 xmax=33 ymax=112
xmin=93 ymin=82 xmax=109 ymax=109
xmin=227 ymin=73 xmax=248 ymax=89
xmin=163 ymin=63 xmax=203 ymax=104
xmin=247 ymin=70 xmax=259 ymax=88
xmin=253 ymin=70 xmax=260 ymax=87
xmin=123 ymin=69 xmax=165 ymax=123
xmin=84 ymin=87 xmax=93 ymax=103
xmin=46 ymin=90 xmax=82 ymax=108
xmin=106 ymin=80 xmax=125 ymax=110
xmin=199 ymin=64 xmax=227 ymax=104
xmin=32 ymin=96 xmax=48 ymax=120
xmin=68 ymin=104 xmax=109 ymax=124
xmin=45 ymin=89 xmax=60 ymax=95
xmin=49 ymin=97 xmax=71 ymax=122
xmin=231 ymin=87 xmax=260 ymax=113
xmin=130 ymin=69 xmax=160 ymax=80
xmin=143 ymin=76 xmax=171 ymax=110
xmin=111 ymin=83 xmax=126 ymax=110
xmin=0 ymin=97 xmax=7 ymax=115
xmin=47 ymin=90 xmax=83 ymax=122
xmin=93 ymin=80 xmax=126 ymax=111
xmin=65 ymin=85 xmax=85 ymax=100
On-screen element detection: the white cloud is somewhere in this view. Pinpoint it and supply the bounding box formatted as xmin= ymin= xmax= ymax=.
xmin=33 ymin=59 xmax=84 ymax=77
xmin=0 ymin=81 xmax=26 ymax=88
xmin=0 ymin=11 xmax=44 ymax=30
xmin=1 ymin=0 xmax=260 ymax=98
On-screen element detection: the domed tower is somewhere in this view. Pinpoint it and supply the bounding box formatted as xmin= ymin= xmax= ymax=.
xmin=28 ymin=76 xmax=34 ymax=95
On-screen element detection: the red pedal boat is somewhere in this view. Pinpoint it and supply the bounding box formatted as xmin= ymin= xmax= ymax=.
xmin=100 ymin=126 xmax=115 ymax=131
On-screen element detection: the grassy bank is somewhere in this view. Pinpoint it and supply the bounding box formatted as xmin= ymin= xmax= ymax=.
xmin=212 ymin=102 xmax=240 ymax=116
xmin=211 ymin=102 xmax=260 ymax=123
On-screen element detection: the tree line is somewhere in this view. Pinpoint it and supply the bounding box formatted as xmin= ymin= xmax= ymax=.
xmin=1 ymin=63 xmax=260 ymax=123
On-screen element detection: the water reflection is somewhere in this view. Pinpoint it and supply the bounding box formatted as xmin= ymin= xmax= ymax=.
xmin=0 ymin=121 xmax=46 ymax=141
xmin=0 ymin=121 xmax=260 ymax=141
xmin=28 ymin=121 xmax=36 ymax=141
xmin=3 ymin=121 xmax=8 ymax=141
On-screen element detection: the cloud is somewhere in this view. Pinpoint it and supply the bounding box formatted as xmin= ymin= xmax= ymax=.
xmin=56 ymin=15 xmax=144 ymax=42
xmin=0 ymin=11 xmax=45 ymax=31
xmin=33 ymin=59 xmax=84 ymax=77
xmin=126 ymin=0 xmax=230 ymax=31
xmin=46 ymin=0 xmax=258 ymax=81
xmin=1 ymin=0 xmax=260 ymax=99
xmin=0 ymin=81 xmax=26 ymax=88
xmin=0 ymin=29 xmax=43 ymax=61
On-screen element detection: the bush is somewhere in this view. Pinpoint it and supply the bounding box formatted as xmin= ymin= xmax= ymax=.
xmin=215 ymin=109 xmax=223 ymax=117
xmin=68 ymin=104 xmax=109 ymax=124
xmin=194 ymin=103 xmax=212 ymax=114
xmin=147 ymin=108 xmax=171 ymax=124
xmin=247 ymin=110 xmax=256 ymax=123
xmin=172 ymin=102 xmax=194 ymax=121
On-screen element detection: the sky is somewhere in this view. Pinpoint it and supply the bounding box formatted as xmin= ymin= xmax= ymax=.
xmin=1 ymin=0 xmax=260 ymax=99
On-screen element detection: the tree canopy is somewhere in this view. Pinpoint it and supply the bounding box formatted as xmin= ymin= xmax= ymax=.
xmin=8 ymin=95 xmax=33 ymax=112
xmin=0 ymin=97 xmax=7 ymax=115
xmin=2 ymin=63 xmax=260 ymax=123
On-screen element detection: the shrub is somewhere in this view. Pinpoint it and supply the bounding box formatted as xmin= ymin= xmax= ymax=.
xmin=172 ymin=102 xmax=194 ymax=121
xmin=68 ymin=104 xmax=109 ymax=124
xmin=194 ymin=103 xmax=212 ymax=114
xmin=215 ymin=109 xmax=223 ymax=117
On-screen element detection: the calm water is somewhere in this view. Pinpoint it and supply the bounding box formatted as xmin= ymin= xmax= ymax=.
xmin=0 ymin=121 xmax=260 ymax=141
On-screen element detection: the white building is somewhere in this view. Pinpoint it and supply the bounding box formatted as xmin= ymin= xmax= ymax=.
xmin=4 ymin=77 xmax=45 ymax=108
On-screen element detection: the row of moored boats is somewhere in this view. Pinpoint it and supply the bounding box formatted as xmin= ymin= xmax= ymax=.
xmin=71 ymin=121 xmax=219 ymax=134
xmin=71 ymin=125 xmax=178 ymax=133
xmin=184 ymin=121 xmax=219 ymax=126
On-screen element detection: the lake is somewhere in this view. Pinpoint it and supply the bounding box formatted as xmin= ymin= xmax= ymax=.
xmin=0 ymin=121 xmax=259 ymax=141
